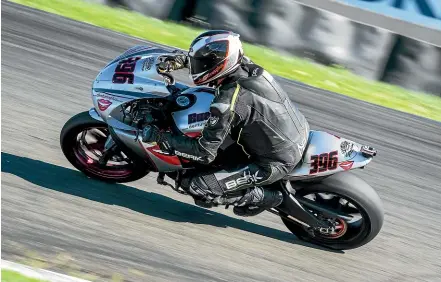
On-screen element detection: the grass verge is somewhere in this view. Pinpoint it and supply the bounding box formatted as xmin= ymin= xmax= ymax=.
xmin=1 ymin=269 xmax=48 ymax=282
xmin=10 ymin=0 xmax=441 ymax=122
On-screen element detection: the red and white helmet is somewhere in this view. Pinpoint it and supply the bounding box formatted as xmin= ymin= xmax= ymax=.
xmin=188 ymin=30 xmax=244 ymax=86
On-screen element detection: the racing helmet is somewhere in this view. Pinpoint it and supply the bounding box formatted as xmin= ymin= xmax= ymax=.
xmin=188 ymin=30 xmax=244 ymax=86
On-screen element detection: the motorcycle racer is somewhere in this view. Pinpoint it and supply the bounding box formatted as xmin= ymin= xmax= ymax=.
xmin=142 ymin=30 xmax=310 ymax=216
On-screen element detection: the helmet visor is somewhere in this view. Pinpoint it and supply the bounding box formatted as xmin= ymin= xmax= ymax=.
xmin=190 ymin=41 xmax=228 ymax=75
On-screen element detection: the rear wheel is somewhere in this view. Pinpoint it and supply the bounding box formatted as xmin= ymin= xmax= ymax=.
xmin=281 ymin=172 xmax=384 ymax=250
xmin=60 ymin=111 xmax=149 ymax=183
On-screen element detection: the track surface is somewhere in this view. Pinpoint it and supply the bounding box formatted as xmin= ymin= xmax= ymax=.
xmin=2 ymin=2 xmax=441 ymax=281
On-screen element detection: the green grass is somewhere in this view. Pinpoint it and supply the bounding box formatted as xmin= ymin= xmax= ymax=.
xmin=1 ymin=270 xmax=48 ymax=282
xmin=10 ymin=0 xmax=441 ymax=122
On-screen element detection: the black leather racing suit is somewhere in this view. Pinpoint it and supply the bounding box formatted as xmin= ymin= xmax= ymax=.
xmin=163 ymin=62 xmax=310 ymax=203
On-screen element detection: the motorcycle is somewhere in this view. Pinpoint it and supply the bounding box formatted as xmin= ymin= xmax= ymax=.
xmin=60 ymin=46 xmax=384 ymax=250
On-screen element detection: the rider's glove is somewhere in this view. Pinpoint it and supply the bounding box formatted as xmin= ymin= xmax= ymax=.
xmin=141 ymin=125 xmax=172 ymax=152
xmin=157 ymin=52 xmax=188 ymax=73
xmin=172 ymin=51 xmax=189 ymax=69
xmin=157 ymin=59 xmax=175 ymax=73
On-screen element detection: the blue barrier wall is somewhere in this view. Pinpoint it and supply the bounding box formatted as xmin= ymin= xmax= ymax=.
xmin=336 ymin=0 xmax=441 ymax=30
xmin=93 ymin=0 xmax=441 ymax=96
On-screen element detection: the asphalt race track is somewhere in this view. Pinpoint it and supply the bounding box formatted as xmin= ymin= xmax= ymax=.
xmin=2 ymin=2 xmax=441 ymax=281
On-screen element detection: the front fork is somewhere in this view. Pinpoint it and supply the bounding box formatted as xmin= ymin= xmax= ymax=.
xmin=97 ymin=136 xmax=119 ymax=165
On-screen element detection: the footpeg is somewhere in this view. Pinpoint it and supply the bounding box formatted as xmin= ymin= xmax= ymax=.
xmin=157 ymin=172 xmax=187 ymax=195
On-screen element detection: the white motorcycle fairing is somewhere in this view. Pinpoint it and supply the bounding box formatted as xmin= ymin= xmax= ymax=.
xmin=88 ymin=45 xmax=377 ymax=177
xmin=286 ymin=131 xmax=375 ymax=180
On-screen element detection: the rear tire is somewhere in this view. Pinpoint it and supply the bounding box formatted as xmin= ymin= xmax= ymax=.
xmin=282 ymin=172 xmax=384 ymax=250
xmin=60 ymin=111 xmax=149 ymax=183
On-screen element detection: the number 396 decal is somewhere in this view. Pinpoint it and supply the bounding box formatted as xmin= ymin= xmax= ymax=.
xmin=112 ymin=57 xmax=141 ymax=84
xmin=309 ymin=150 xmax=338 ymax=174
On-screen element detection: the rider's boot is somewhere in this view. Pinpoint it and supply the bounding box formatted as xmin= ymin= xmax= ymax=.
xmin=180 ymin=173 xmax=283 ymax=215
xmin=180 ymin=174 xmax=217 ymax=208
xmin=231 ymin=187 xmax=283 ymax=217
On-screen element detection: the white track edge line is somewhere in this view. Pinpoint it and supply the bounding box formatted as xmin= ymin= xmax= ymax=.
xmin=1 ymin=260 xmax=92 ymax=282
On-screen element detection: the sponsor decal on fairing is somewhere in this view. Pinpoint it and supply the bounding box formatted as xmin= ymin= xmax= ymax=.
xmin=152 ymin=148 xmax=172 ymax=155
xmin=339 ymin=161 xmax=354 ymax=171
xmin=93 ymin=92 xmax=124 ymax=102
xmin=175 ymin=151 xmax=203 ymax=161
xmin=340 ymin=141 xmax=356 ymax=158
xmin=142 ymin=56 xmax=155 ymax=71
xmin=97 ymin=99 xmax=112 ymax=111
xmin=188 ymin=112 xmax=211 ymax=124
xmin=176 ymin=95 xmax=190 ymax=107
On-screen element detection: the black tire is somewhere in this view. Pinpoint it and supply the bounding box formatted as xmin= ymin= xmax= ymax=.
xmin=282 ymin=172 xmax=384 ymax=250
xmin=60 ymin=111 xmax=150 ymax=183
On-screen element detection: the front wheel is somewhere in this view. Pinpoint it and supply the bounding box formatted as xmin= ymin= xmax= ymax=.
xmin=282 ymin=172 xmax=384 ymax=250
xmin=60 ymin=111 xmax=150 ymax=183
